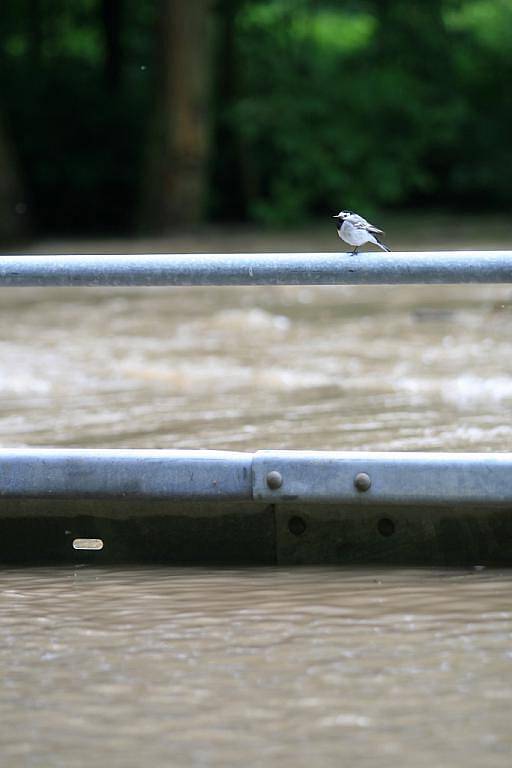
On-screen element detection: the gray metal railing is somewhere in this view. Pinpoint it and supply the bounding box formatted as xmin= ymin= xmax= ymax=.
xmin=2 ymin=449 xmax=512 ymax=507
xmin=1 ymin=251 xmax=512 ymax=285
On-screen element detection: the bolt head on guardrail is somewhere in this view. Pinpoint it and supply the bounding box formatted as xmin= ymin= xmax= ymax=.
xmin=266 ymin=471 xmax=283 ymax=490
xmin=354 ymin=472 xmax=371 ymax=492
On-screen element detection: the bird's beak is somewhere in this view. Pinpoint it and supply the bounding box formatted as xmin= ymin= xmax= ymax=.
xmin=332 ymin=215 xmax=339 ymax=218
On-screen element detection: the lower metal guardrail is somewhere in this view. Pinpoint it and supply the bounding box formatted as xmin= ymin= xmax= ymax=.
xmin=1 ymin=449 xmax=511 ymax=565
xmin=0 ymin=449 xmax=251 ymax=500
xmin=2 ymin=449 xmax=512 ymax=506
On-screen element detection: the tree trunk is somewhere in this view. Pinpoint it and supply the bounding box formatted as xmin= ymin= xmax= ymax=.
xmin=101 ymin=0 xmax=122 ymax=90
xmin=28 ymin=0 xmax=42 ymax=67
xmin=210 ymin=0 xmax=246 ymax=220
xmin=143 ymin=0 xmax=214 ymax=229
xmin=0 ymin=116 xmax=27 ymax=242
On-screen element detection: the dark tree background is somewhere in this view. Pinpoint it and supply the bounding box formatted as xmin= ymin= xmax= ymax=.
xmin=0 ymin=0 xmax=511 ymax=239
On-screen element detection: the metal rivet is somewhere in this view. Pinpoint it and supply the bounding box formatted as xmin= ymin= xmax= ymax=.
xmin=266 ymin=470 xmax=283 ymax=490
xmin=354 ymin=472 xmax=371 ymax=492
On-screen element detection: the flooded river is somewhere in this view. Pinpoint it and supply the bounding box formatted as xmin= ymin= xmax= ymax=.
xmin=1 ymin=566 xmax=512 ymax=767
xmin=1 ymin=223 xmax=512 ymax=765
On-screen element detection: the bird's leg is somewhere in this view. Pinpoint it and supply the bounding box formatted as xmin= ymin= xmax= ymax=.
xmin=351 ymin=246 xmax=359 ymax=256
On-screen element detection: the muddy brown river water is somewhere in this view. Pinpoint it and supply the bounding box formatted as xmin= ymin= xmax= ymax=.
xmin=1 ymin=224 xmax=512 ymax=765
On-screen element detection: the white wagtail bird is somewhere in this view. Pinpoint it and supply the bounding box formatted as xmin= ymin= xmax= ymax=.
xmin=333 ymin=211 xmax=390 ymax=255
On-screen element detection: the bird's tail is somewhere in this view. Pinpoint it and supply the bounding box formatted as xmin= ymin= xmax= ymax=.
xmin=375 ymin=238 xmax=390 ymax=252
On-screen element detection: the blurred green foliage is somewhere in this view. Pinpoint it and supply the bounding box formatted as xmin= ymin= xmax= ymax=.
xmin=0 ymin=0 xmax=155 ymax=233
xmin=1 ymin=0 xmax=511 ymax=232
xmin=229 ymin=0 xmax=512 ymax=223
